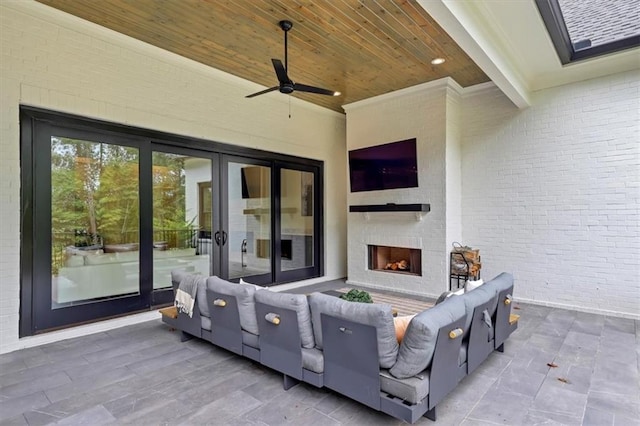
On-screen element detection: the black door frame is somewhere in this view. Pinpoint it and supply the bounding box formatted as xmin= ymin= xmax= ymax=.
xmin=149 ymin=143 xmax=221 ymax=306
xmin=20 ymin=106 xmax=324 ymax=336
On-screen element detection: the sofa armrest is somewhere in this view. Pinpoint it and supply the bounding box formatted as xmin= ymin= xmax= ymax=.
xmin=428 ymin=314 xmax=466 ymax=408
xmin=494 ymin=285 xmax=517 ymax=349
xmin=321 ymin=313 xmax=381 ymax=410
xmin=467 ymin=297 xmax=497 ymax=374
xmin=206 ymin=290 xmax=243 ymax=355
xmin=256 ymin=302 xmax=303 ymax=380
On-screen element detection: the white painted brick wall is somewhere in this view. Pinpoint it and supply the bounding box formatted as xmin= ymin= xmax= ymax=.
xmin=461 ymin=71 xmax=640 ymax=318
xmin=344 ymin=80 xmax=463 ymax=297
xmin=0 ymin=1 xmax=347 ymax=353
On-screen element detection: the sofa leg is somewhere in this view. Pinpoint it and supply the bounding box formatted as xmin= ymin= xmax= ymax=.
xmin=496 ymin=343 xmax=504 ymax=353
xmin=424 ymin=406 xmax=436 ymax=421
xmin=283 ymin=374 xmax=300 ymax=391
xmin=180 ymin=331 xmax=193 ymax=342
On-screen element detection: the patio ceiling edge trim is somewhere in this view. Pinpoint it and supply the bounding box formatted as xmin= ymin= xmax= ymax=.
xmin=417 ymin=0 xmax=531 ymax=109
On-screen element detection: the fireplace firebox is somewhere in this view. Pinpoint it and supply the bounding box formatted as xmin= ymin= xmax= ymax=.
xmin=368 ymin=245 xmax=422 ymax=276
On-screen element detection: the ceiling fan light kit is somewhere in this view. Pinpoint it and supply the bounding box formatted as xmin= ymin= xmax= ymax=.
xmin=246 ymin=20 xmax=340 ymax=99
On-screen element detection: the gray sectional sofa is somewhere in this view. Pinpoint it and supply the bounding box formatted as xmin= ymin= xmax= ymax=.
xmin=162 ymin=272 xmax=518 ymax=423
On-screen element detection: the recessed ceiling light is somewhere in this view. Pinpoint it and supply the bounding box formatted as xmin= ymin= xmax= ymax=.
xmin=431 ymin=58 xmax=446 ymax=65
xmin=333 ymin=91 xmax=341 ymax=96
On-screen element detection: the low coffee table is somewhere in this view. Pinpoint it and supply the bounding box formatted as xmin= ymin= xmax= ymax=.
xmin=321 ymin=289 xmax=398 ymax=317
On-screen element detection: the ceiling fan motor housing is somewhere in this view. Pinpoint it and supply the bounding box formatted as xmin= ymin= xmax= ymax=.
xmin=279 ymin=20 xmax=293 ymax=31
xmin=245 ymin=19 xmax=338 ymax=99
xmin=280 ymin=83 xmax=295 ymax=94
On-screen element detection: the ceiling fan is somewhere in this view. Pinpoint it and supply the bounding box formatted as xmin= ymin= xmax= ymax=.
xmin=246 ymin=20 xmax=341 ymax=99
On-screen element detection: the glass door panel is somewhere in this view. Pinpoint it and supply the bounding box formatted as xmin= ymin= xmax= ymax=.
xmin=51 ymin=136 xmax=140 ymax=308
xmin=152 ymin=153 xmax=212 ymax=290
xmin=280 ymin=169 xmax=315 ymax=272
xmin=226 ymin=161 xmax=271 ymax=281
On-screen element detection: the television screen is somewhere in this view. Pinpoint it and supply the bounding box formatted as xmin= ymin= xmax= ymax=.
xmin=348 ymin=138 xmax=418 ymax=192
xmin=241 ymin=166 xmax=268 ymax=199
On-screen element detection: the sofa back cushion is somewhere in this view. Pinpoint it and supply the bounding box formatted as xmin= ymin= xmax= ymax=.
xmin=389 ymin=296 xmax=466 ymax=379
xmin=308 ymin=292 xmax=398 ymax=369
xmin=255 ymin=290 xmax=315 ymax=348
xmin=171 ymin=269 xmax=208 ymax=317
xmin=482 ymin=272 xmax=514 ymax=315
xmin=459 ymin=285 xmax=497 ymax=338
xmin=206 ymin=276 xmax=259 ymax=335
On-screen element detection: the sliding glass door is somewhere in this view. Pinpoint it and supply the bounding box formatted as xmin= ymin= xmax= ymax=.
xmin=50 ymin=135 xmax=141 ymax=309
xmin=151 ymin=147 xmax=219 ymax=305
xmin=223 ymin=157 xmax=272 ymax=284
xmin=21 ymin=107 xmax=323 ymax=336
xmin=275 ymin=163 xmax=322 ymax=282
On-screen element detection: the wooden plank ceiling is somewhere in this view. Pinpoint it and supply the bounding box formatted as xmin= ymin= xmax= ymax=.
xmin=37 ymin=0 xmax=489 ymax=113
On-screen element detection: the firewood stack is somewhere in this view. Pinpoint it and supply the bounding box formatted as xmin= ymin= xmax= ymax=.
xmin=450 ymin=244 xmax=481 ymax=279
xmin=385 ymin=259 xmax=409 ymax=271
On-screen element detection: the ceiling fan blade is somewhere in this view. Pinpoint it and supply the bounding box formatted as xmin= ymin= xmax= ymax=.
xmin=293 ymin=83 xmax=339 ymax=96
xmin=272 ymin=59 xmax=290 ymax=84
xmin=246 ymin=86 xmax=279 ymax=98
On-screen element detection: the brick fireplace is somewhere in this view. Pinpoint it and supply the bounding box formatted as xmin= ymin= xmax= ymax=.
xmin=344 ymin=78 xmax=464 ymax=297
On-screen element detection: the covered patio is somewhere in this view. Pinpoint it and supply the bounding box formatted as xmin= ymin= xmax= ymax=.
xmin=1 ymin=281 xmax=637 ymax=425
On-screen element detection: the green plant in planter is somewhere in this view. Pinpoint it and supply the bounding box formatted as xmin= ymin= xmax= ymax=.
xmin=340 ymin=289 xmax=373 ymax=303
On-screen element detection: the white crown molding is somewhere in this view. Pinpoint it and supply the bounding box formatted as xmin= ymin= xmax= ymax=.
xmin=343 ymin=77 xmax=462 ymax=112
xmin=461 ymin=81 xmax=499 ymax=98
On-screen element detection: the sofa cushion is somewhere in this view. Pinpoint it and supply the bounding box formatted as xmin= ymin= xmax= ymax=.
xmin=308 ymin=292 xmax=398 ymax=369
xmin=301 ymin=347 xmax=324 ymax=373
xmin=171 ymin=269 xmax=208 ymax=318
xmin=201 ymin=315 xmax=211 ymax=331
xmin=389 ymin=296 xmax=465 ymax=379
xmin=242 ymin=330 xmax=259 ymax=349
xmin=207 ymin=276 xmax=259 ymax=335
xmin=380 ymin=369 xmax=430 ymax=405
xmin=460 ymin=285 xmax=497 ymax=338
xmin=459 ymin=342 xmax=467 ymax=367
xmin=482 ymin=272 xmax=514 ymax=315
xmin=255 ymin=290 xmax=315 ymax=348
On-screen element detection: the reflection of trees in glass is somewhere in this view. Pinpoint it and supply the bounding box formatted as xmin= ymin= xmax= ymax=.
xmin=51 ymin=139 xmax=194 ymax=274
xmin=152 ymin=153 xmax=193 ymax=249
xmin=152 ymin=153 xmax=187 ymax=230
xmin=51 ymin=137 xmax=140 ymax=248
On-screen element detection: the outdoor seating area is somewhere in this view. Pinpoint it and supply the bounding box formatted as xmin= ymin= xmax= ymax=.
xmin=1 ymin=278 xmax=637 ymax=425
xmin=1 ymin=2 xmax=638 ymax=426
xmin=161 ymin=271 xmax=519 ymax=423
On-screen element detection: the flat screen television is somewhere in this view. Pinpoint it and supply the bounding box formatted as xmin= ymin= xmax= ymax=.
xmin=241 ymin=166 xmax=268 ymax=199
xmin=348 ymin=138 xmax=418 ymax=192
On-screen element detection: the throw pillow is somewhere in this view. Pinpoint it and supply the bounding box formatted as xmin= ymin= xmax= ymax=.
xmin=465 ymin=278 xmax=484 ymax=292
xmin=393 ymin=315 xmax=416 ymax=343
xmin=239 ymin=278 xmax=269 ymax=291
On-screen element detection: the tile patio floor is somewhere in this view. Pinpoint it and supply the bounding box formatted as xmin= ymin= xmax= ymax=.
xmin=1 ymin=281 xmax=638 ymax=425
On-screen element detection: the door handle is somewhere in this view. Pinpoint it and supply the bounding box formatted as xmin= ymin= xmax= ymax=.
xmin=214 ymin=231 xmax=221 ymax=246
xmin=222 ymin=231 xmax=228 ymax=246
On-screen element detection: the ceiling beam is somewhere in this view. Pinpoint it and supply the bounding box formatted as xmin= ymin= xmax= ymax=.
xmin=418 ymin=0 xmax=531 ymax=108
